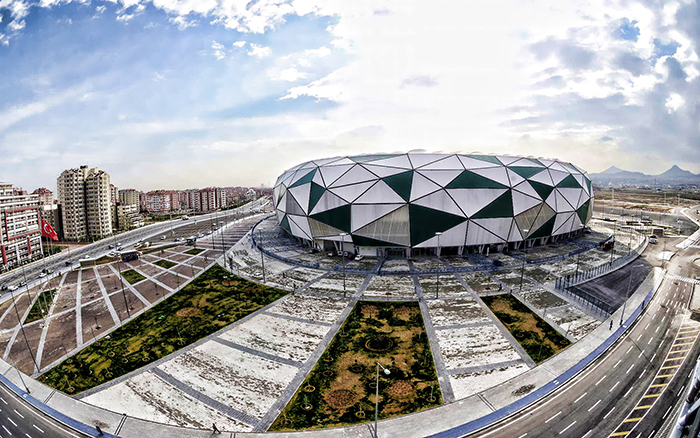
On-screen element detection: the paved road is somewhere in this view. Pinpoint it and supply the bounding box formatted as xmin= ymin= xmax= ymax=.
xmin=464 ymin=243 xmax=699 ymax=438
xmin=0 ymin=198 xmax=269 ymax=293
xmin=0 ymin=381 xmax=88 ymax=438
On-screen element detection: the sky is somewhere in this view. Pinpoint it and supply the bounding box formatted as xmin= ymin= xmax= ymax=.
xmin=0 ymin=0 xmax=699 ymax=192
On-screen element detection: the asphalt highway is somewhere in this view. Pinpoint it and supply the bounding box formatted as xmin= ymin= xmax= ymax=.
xmin=467 ymin=241 xmax=700 ymax=438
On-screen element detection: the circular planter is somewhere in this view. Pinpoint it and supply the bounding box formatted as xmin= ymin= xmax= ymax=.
xmin=322 ymin=370 xmax=334 ymax=378
xmin=303 ymin=385 xmax=316 ymax=393
xmin=66 ymin=387 xmax=74 ymax=393
xmin=355 ymin=411 xmax=366 ymax=419
xmin=349 ymin=364 xmax=364 ymax=374
xmin=427 ymin=396 xmax=436 ymax=403
xmin=322 ymin=356 xmax=333 ymax=363
xmin=108 ymin=352 xmax=115 ymax=357
xmin=301 ymin=404 xmax=313 ymax=411
xmin=365 ymin=335 xmax=394 ymax=352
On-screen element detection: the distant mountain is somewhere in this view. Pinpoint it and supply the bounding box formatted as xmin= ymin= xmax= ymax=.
xmin=589 ymin=165 xmax=700 ymax=185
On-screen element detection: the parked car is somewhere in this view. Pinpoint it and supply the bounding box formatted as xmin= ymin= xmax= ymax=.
xmin=160 ymin=235 xmax=166 ymax=240
xmin=355 ymin=255 xmax=364 ymax=261
xmin=18 ymin=281 xmax=26 ymax=287
xmin=327 ymin=251 xmax=335 ymax=257
xmin=38 ymin=272 xmax=46 ymax=278
xmin=649 ymin=238 xmax=658 ymax=244
xmin=8 ymin=285 xmax=18 ymax=291
xmin=65 ymin=261 xmax=72 ymax=266
xmin=1 ymin=285 xmax=7 ymax=291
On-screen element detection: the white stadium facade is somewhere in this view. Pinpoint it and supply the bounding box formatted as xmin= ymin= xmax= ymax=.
xmin=273 ymin=153 xmax=593 ymax=258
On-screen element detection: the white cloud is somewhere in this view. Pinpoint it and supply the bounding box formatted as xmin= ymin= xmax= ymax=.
xmin=212 ymin=40 xmax=226 ymax=60
xmin=169 ymin=15 xmax=198 ymax=30
xmin=304 ymin=46 xmax=331 ymax=58
xmin=116 ymin=13 xmax=134 ymax=22
xmin=665 ymin=93 xmax=685 ymax=113
xmin=233 ymin=40 xmax=246 ymax=48
xmin=273 ymin=67 xmax=308 ymax=82
xmin=247 ymin=43 xmax=271 ymax=58
xmin=95 ymin=5 xmax=106 ymax=14
xmin=152 ymin=71 xmax=166 ymax=81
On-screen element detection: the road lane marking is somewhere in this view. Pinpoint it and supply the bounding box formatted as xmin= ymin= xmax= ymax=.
xmin=623 ymin=417 xmax=642 ymax=423
xmin=645 ymin=323 xmax=650 ymax=330
xmin=637 ymin=333 xmax=643 ymax=341
xmin=31 ymin=425 xmax=43 ymax=434
xmin=671 ymin=348 xmax=691 ymax=354
xmin=3 ymin=424 xmax=12 ymax=435
xmin=642 ymin=393 xmax=661 ymax=399
xmin=610 ymin=381 xmax=620 ymax=392
xmin=588 ymin=400 xmax=601 ymax=412
xmin=655 ymin=326 xmax=660 ymax=333
xmin=545 ymin=411 xmax=562 ymax=423
xmin=627 ymin=364 xmax=635 ymax=374
xmin=614 ymin=359 xmax=622 ymax=368
xmin=559 ymin=421 xmax=576 ymax=434
xmin=516 ymin=434 xmax=527 ymax=438
xmin=626 ymin=345 xmax=634 ymax=354
xmin=610 ymin=432 xmax=629 ymax=436
xmin=679 ymin=385 xmax=686 ymax=396
xmin=0 ymin=397 xmax=6 ymax=404
xmin=624 ymin=386 xmax=634 ymax=397
xmin=660 ymin=365 xmax=680 ymax=370
xmin=663 ymin=406 xmax=673 ymax=419
xmin=596 ymin=375 xmax=607 ymax=385
xmin=574 ymin=392 xmax=587 ymax=403
xmin=639 ymin=350 xmax=645 ymax=358
xmin=656 ymin=374 xmax=674 ymax=378
xmin=648 ymin=337 xmax=654 ymax=345
xmin=13 ymin=409 xmax=23 ymax=419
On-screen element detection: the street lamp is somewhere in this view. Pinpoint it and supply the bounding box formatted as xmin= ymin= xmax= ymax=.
xmin=435 ymin=232 xmax=442 ymax=299
xmin=259 ymin=229 xmax=266 ymax=283
xmin=374 ymin=362 xmax=391 ymax=438
xmin=339 ymin=233 xmax=348 ymax=298
xmin=519 ymin=229 xmax=529 ymax=291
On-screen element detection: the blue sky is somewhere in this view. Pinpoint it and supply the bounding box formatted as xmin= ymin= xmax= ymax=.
xmin=1 ymin=0 xmax=699 ymax=191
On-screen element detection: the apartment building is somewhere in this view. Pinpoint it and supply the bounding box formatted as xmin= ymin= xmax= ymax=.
xmin=32 ymin=187 xmax=62 ymax=240
xmin=0 ymin=182 xmax=41 ymax=270
xmin=118 ymin=189 xmax=140 ymax=207
xmin=115 ymin=203 xmax=144 ymax=230
xmin=57 ymin=165 xmax=113 ymax=241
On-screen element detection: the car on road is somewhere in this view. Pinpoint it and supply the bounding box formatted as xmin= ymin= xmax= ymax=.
xmin=355 ymin=255 xmax=364 ymax=261
xmin=0 ymin=285 xmax=7 ymax=291
xmin=65 ymin=261 xmax=72 ymax=266
xmin=650 ymin=238 xmax=658 ymax=244
xmin=160 ymin=235 xmax=166 ymax=240
xmin=8 ymin=285 xmax=18 ymax=291
xmin=18 ymin=281 xmax=26 ymax=287
xmin=38 ymin=272 xmax=46 ymax=278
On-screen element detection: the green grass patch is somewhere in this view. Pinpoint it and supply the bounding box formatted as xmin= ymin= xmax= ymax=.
xmin=482 ymin=294 xmax=571 ymax=363
xmin=95 ymin=255 xmax=120 ymax=265
xmin=153 ymin=260 xmax=177 ymax=269
xmin=24 ymin=289 xmax=56 ymax=324
xmin=141 ymin=244 xmax=178 ymax=255
xmin=270 ymin=301 xmax=441 ymax=431
xmin=38 ymin=265 xmax=287 ymax=394
xmin=185 ymin=247 xmax=205 ymax=255
xmin=121 ymin=269 xmax=146 ymax=285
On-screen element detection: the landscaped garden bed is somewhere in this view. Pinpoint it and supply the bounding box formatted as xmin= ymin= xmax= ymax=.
xmin=38 ymin=265 xmax=287 ymax=394
xmin=24 ymin=289 xmax=56 ymax=324
xmin=482 ymin=294 xmax=571 ymax=363
xmin=120 ymin=269 xmax=146 ymax=285
xmin=154 ymin=260 xmax=177 ymax=269
xmin=270 ymin=301 xmax=441 ymax=431
xmin=185 ymin=247 xmax=205 ymax=256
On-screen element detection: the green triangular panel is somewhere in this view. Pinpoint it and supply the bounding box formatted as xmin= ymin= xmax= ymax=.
xmin=556 ymin=174 xmax=581 ymax=188
xmin=290 ymin=169 xmax=317 ymax=188
xmin=280 ymin=215 xmax=291 ymax=234
xmin=351 ymin=235 xmax=395 ymax=247
xmin=528 ymin=215 xmax=557 ymax=239
xmin=509 ymin=166 xmax=544 ymax=179
xmin=577 ymin=199 xmax=590 ymax=225
xmin=529 ymin=180 xmax=555 ymax=201
xmin=310 ymin=204 xmax=351 ymax=233
xmin=350 ymin=154 xmax=399 ymax=163
xmin=472 ymin=190 xmax=513 ymax=219
xmin=446 ymin=170 xmax=508 ymax=189
xmin=409 ymin=204 xmax=467 ymax=246
xmin=530 ymin=158 xmax=545 ymax=167
xmin=308 ymin=182 xmax=325 ymax=213
xmin=586 ymin=177 xmax=592 ymax=193
xmin=383 ymin=171 xmax=413 ymax=202
xmin=467 ymin=155 xmax=502 ymax=165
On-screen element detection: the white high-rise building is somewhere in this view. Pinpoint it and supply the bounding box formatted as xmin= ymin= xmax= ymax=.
xmin=57 ymin=165 xmax=113 ymax=241
xmin=0 ymin=182 xmax=41 ymax=271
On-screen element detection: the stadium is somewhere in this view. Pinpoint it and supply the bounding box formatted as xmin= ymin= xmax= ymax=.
xmin=273 ymin=153 xmax=593 ymax=257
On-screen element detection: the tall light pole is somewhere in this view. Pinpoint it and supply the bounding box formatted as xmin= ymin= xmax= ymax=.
xmin=259 ymin=228 xmax=266 ymax=283
xmin=340 ymin=233 xmax=348 ymax=298
xmin=435 ymin=232 xmax=442 ymax=299
xmin=374 ymin=362 xmax=391 ymax=438
xmin=519 ymin=229 xmax=529 ymax=290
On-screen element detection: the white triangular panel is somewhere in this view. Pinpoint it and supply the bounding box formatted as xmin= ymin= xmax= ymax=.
xmin=278 ymin=192 xmax=288 ymax=213
xmin=319 ymin=164 xmax=353 ymax=187
xmin=290 ymin=168 xmax=314 ymax=186
xmin=507 ymin=220 xmax=523 ymax=242
xmin=513 ymin=181 xmax=541 ymax=200
xmin=410 ymin=172 xmax=442 ymax=201
xmin=420 ymin=155 xmax=463 ymax=170
xmin=549 ymin=161 xmax=569 ymax=172
xmin=328 ymin=158 xmax=356 ymax=166
xmin=555 ymin=190 xmax=574 ymax=211
xmin=288 ymin=215 xmax=313 ymax=239
xmin=414 ymin=220 xmax=468 ymax=248
xmin=466 ymin=221 xmax=506 ymax=245
xmin=528 ymin=203 xmax=556 ymax=237
xmin=561 ymin=162 xmax=580 ymax=174
xmin=356 ymin=180 xmax=406 ymax=204
xmin=548 ymin=169 xmax=568 ymax=185
xmin=412 ymin=190 xmax=466 ymax=217
xmin=576 ymin=190 xmax=588 ymax=209
xmin=281 ymin=171 xmax=296 ymax=187
xmin=330 ymin=165 xmax=378 ymax=187
xmin=407 ymin=153 xmax=448 ymax=168
xmin=496 ymin=156 xmax=519 ymax=166
xmin=289 ymin=184 xmax=311 ymax=214
xmin=558 ymin=188 xmax=583 ymax=211
xmin=298 ymin=161 xmax=317 ymax=170
xmin=539 ymin=159 xmax=555 ymax=167
xmin=329 ymin=181 xmax=375 ymax=203
xmin=312 ymin=171 xmax=324 ymax=185
xmin=418 ymin=170 xmax=462 ymax=187
xmin=510 ymin=158 xmax=545 ymax=168
xmin=370 ymin=155 xmax=413 ymax=169
xmin=472 ymin=218 xmax=513 ymax=241
xmin=512 ymin=191 xmax=542 ymax=216
xmin=447 ymin=188 xmax=508 ymax=217
xmin=571 ymin=214 xmax=584 ymax=230
xmin=312 ymin=157 xmax=344 ymax=166
xmin=471 ymin=167 xmax=510 ymax=187
xmin=276 ymin=210 xmax=284 ymax=223
xmin=545 ymin=191 xmax=557 ymax=211
xmin=457 ymin=155 xmax=502 ymax=170
xmin=363 ymin=164 xmax=410 ymax=178
xmin=506 ymin=169 xmax=525 ymax=186
xmin=574 ymin=174 xmax=587 ymax=194
xmin=310 ymin=190 xmax=347 ymax=215
xmin=351 ymin=204 xmax=403 ymax=232
xmin=529 ymin=169 xmax=554 ymax=186
xmin=552 ymin=212 xmax=576 ymax=236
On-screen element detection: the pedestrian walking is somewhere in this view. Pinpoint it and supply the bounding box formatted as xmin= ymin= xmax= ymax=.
xmin=213 ymin=423 xmax=221 ymax=434
xmin=96 ymin=425 xmax=104 ymax=436
xmin=609 ymin=320 xmax=613 ymax=330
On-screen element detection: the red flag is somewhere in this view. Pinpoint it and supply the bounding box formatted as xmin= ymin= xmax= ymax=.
xmin=40 ymin=219 xmax=59 ymax=241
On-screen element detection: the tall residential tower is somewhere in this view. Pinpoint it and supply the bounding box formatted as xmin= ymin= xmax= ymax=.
xmin=57 ymin=165 xmax=113 ymax=241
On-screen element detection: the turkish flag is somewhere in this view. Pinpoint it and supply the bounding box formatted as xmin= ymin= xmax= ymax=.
xmin=41 ymin=219 xmax=59 ymax=241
